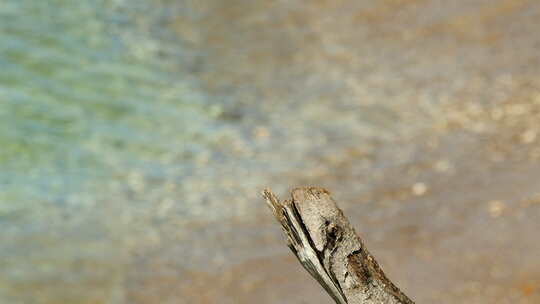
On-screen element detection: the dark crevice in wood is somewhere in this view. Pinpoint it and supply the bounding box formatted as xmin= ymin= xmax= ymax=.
xmin=263 ymin=187 xmax=415 ymax=304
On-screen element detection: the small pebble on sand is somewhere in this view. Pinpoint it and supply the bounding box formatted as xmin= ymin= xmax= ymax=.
xmin=412 ymin=182 xmax=428 ymax=196
xmin=488 ymin=200 xmax=506 ymax=218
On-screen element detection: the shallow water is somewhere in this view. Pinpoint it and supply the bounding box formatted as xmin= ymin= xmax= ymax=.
xmin=2 ymin=0 xmax=540 ymax=303
xmin=0 ymin=1 xmax=225 ymax=302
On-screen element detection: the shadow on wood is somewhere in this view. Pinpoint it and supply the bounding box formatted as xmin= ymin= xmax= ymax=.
xmin=263 ymin=187 xmax=415 ymax=304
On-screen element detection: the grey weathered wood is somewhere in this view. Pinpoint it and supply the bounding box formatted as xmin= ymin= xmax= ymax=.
xmin=263 ymin=187 xmax=415 ymax=304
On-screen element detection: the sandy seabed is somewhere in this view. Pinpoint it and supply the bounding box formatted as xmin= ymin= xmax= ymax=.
xmin=3 ymin=1 xmax=540 ymax=303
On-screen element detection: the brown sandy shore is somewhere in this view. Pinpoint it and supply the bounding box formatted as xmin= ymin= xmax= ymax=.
xmin=135 ymin=1 xmax=540 ymax=303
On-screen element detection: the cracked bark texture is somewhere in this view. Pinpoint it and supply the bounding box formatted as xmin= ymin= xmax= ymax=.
xmin=263 ymin=187 xmax=415 ymax=304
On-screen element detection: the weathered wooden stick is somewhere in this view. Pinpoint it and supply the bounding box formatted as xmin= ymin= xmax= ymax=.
xmin=263 ymin=187 xmax=415 ymax=304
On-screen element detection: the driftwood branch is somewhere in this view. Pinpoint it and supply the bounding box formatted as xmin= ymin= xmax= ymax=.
xmin=263 ymin=187 xmax=415 ymax=304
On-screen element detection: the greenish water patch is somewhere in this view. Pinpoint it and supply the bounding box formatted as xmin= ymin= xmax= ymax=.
xmin=0 ymin=1 xmax=226 ymax=302
xmin=0 ymin=0 xmax=220 ymax=205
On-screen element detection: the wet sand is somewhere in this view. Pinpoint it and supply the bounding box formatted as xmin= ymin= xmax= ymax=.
xmin=165 ymin=1 xmax=540 ymax=303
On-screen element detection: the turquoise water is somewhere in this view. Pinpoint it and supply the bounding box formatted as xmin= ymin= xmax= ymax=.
xmin=1 ymin=0 xmax=219 ymax=211
xmin=0 ymin=1 xmax=229 ymax=302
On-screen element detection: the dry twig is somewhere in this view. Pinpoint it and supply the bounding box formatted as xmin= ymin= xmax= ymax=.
xmin=263 ymin=187 xmax=415 ymax=304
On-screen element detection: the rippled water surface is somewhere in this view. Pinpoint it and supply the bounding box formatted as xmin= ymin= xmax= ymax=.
xmin=0 ymin=1 xmax=226 ymax=302
xmin=2 ymin=1 xmax=540 ymax=303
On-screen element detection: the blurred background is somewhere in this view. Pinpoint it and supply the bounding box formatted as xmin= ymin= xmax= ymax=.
xmin=1 ymin=0 xmax=540 ymax=303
